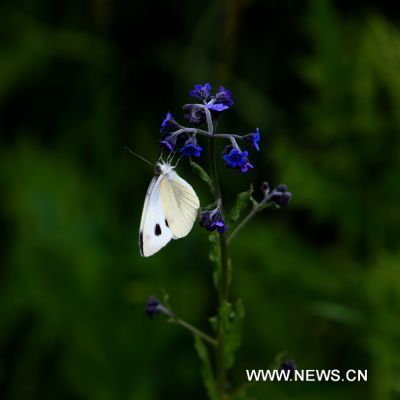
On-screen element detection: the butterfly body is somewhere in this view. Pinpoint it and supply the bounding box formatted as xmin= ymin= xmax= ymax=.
xmin=139 ymin=162 xmax=200 ymax=257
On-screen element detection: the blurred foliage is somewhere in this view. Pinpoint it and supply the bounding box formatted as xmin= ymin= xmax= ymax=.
xmin=1 ymin=0 xmax=400 ymax=399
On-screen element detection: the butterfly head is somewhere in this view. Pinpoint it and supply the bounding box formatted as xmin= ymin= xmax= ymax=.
xmin=155 ymin=162 xmax=175 ymax=176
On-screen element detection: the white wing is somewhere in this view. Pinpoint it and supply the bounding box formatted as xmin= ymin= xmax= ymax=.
xmin=139 ymin=175 xmax=173 ymax=257
xmin=160 ymin=171 xmax=200 ymax=239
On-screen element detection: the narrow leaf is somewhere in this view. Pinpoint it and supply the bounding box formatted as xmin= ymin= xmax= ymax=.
xmin=227 ymin=187 xmax=253 ymax=224
xmin=194 ymin=335 xmax=218 ymax=400
xmin=190 ymin=159 xmax=215 ymax=195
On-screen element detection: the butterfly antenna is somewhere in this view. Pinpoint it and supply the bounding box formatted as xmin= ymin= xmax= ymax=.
xmin=165 ymin=149 xmax=173 ymax=165
xmin=173 ymin=153 xmax=184 ymax=168
xmin=168 ymin=149 xmax=178 ymax=165
xmin=158 ymin=149 xmax=165 ymax=164
xmin=124 ymin=146 xmax=154 ymax=166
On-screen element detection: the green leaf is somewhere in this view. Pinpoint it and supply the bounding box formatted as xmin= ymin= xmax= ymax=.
xmin=227 ymin=187 xmax=253 ymax=225
xmin=219 ymin=299 xmax=245 ymax=370
xmin=194 ymin=335 xmax=218 ymax=400
xmin=190 ymin=159 xmax=215 ymax=195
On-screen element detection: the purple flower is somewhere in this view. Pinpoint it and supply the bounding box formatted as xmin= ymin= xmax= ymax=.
xmin=199 ymin=208 xmax=227 ymax=233
xmin=179 ymin=136 xmax=203 ymax=157
xmin=183 ymin=104 xmax=206 ymax=125
xmin=274 ymin=192 xmax=292 ymax=207
xmin=244 ymin=128 xmax=260 ymax=151
xmin=213 ymin=86 xmax=234 ymax=108
xmin=240 ymin=161 xmax=254 ymax=173
xmin=261 ymin=181 xmax=270 ymax=193
xmin=206 ymin=103 xmax=229 ymax=112
xmin=145 ymin=296 xmax=172 ymax=319
xmin=160 ymin=112 xmax=180 ymax=134
xmin=205 ymin=86 xmax=233 ymax=116
xmin=275 ymin=184 xmax=288 ymax=192
xmin=280 ymin=359 xmax=297 ymax=372
xmin=204 ymin=86 xmax=233 ymax=116
xmin=160 ymin=129 xmax=188 ymax=152
xmin=189 ymin=83 xmax=211 ymax=102
xmin=223 ymin=147 xmax=254 ymax=173
xmin=264 ymin=183 xmax=292 ymax=207
xmin=279 ymin=359 xmax=297 ymax=379
xmin=160 ymin=133 xmax=177 ymax=152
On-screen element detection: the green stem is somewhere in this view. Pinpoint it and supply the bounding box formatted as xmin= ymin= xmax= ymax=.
xmin=173 ymin=317 xmax=217 ymax=347
xmin=219 ymin=233 xmax=229 ymax=302
xmin=227 ymin=199 xmax=275 ymax=244
xmin=209 ymin=137 xmax=222 ymax=201
xmin=227 ymin=206 xmax=259 ymax=245
xmin=216 ymin=232 xmax=229 ymax=399
xmin=205 ymin=105 xmax=230 ymax=399
xmin=210 ymin=138 xmax=227 ymax=397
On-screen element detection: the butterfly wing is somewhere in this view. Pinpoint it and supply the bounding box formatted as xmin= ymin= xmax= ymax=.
xmin=139 ymin=175 xmax=173 ymax=257
xmin=160 ymin=171 xmax=200 ymax=239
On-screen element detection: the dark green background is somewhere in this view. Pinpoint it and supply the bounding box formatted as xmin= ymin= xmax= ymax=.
xmin=1 ymin=0 xmax=400 ymax=399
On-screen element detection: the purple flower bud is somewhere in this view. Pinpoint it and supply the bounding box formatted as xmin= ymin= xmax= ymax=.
xmin=266 ymin=184 xmax=292 ymax=206
xmin=183 ymin=104 xmax=206 ymax=125
xmin=160 ymin=133 xmax=177 ymax=152
xmin=145 ymin=296 xmax=172 ymax=319
xmin=261 ymin=181 xmax=270 ymax=194
xmin=244 ymin=128 xmax=261 ymax=151
xmin=275 ymin=184 xmax=287 ymax=193
xmin=160 ymin=130 xmax=188 ymax=152
xmin=276 ymin=192 xmax=292 ymax=206
xmin=279 ymin=359 xmax=297 ymax=378
xmin=199 ymin=208 xmax=227 ymax=233
xmin=160 ymin=112 xmax=180 ymax=134
xmin=240 ymin=161 xmax=254 ymax=173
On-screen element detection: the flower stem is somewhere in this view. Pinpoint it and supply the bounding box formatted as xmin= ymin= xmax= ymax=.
xmin=227 ymin=207 xmax=259 ymax=244
xmin=219 ymin=234 xmax=229 ymax=301
xmin=174 ymin=126 xmax=244 ymax=140
xmin=227 ymin=201 xmax=273 ymax=244
xmin=205 ymin=106 xmax=230 ymax=399
xmin=209 ymin=137 xmax=227 ymax=397
xmin=216 ymin=232 xmax=229 ymax=399
xmin=172 ymin=316 xmax=217 ymax=346
xmin=209 ymin=138 xmax=222 ymax=200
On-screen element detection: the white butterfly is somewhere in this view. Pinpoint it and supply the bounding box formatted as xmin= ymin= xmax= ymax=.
xmin=139 ymin=161 xmax=200 ymax=257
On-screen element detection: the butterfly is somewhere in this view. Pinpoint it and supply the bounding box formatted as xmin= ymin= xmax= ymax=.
xmin=139 ymin=160 xmax=200 ymax=257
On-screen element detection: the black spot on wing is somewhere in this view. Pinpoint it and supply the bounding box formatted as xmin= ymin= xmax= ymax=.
xmin=155 ymin=224 xmax=162 ymax=236
xmin=165 ymin=219 xmax=169 ymax=228
xmin=139 ymin=231 xmax=144 ymax=256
